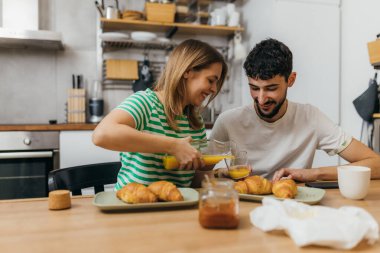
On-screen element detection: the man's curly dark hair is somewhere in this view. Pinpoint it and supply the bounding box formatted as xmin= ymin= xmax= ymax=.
xmin=243 ymin=38 xmax=293 ymax=81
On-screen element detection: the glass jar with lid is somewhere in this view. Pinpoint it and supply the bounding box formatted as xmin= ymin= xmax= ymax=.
xmin=199 ymin=178 xmax=239 ymax=229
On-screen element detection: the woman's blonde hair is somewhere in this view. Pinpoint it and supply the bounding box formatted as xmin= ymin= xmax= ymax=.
xmin=154 ymin=39 xmax=227 ymax=130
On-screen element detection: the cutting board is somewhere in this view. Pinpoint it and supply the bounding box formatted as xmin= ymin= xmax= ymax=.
xmin=106 ymin=59 xmax=139 ymax=80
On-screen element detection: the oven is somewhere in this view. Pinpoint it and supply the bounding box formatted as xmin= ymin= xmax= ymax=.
xmin=0 ymin=131 xmax=59 ymax=200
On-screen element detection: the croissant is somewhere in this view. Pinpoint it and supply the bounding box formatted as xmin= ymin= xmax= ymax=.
xmin=148 ymin=181 xmax=184 ymax=202
xmin=234 ymin=180 xmax=248 ymax=194
xmin=272 ymin=179 xmax=297 ymax=199
xmin=234 ymin=176 xmax=272 ymax=195
xmin=116 ymin=182 xmax=157 ymax=204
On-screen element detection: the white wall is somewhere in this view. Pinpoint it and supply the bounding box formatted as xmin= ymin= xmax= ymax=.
xmin=341 ymin=0 xmax=380 ymax=140
xmin=241 ymin=0 xmax=341 ymax=167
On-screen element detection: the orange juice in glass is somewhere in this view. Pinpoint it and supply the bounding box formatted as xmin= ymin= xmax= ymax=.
xmin=227 ymin=151 xmax=251 ymax=180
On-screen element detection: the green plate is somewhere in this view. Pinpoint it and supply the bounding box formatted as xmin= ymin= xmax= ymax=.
xmin=93 ymin=188 xmax=199 ymax=211
xmin=239 ymin=186 xmax=325 ymax=205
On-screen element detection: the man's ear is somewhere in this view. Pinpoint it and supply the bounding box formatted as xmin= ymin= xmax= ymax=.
xmin=287 ymin=72 xmax=297 ymax=87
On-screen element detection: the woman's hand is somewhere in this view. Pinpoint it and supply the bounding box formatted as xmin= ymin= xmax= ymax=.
xmin=171 ymin=137 xmax=205 ymax=170
xmin=272 ymin=168 xmax=319 ymax=183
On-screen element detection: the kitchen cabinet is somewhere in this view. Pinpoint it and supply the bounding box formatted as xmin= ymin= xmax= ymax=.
xmin=97 ymin=2 xmax=244 ymax=88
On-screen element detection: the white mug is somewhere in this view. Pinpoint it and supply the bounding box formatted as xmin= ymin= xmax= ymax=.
xmin=228 ymin=11 xmax=240 ymax=27
xmin=226 ymin=3 xmax=236 ymax=17
xmin=338 ymin=165 xmax=371 ymax=200
xmin=213 ymin=8 xmax=226 ymax=26
xmin=106 ymin=6 xmax=119 ymax=19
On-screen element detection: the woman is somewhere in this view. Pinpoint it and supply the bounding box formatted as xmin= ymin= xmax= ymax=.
xmin=93 ymin=39 xmax=227 ymax=189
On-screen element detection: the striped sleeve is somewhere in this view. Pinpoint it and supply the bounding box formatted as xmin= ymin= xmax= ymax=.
xmin=116 ymin=91 xmax=153 ymax=131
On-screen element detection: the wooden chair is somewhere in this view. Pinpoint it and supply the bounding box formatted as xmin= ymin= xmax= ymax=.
xmin=48 ymin=162 xmax=121 ymax=195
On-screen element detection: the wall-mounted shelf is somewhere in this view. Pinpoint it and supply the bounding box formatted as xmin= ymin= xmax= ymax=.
xmin=102 ymin=60 xmax=165 ymax=90
xmin=100 ymin=18 xmax=243 ymax=36
xmin=0 ymin=28 xmax=64 ymax=50
xmin=0 ymin=37 xmax=64 ymax=50
xmin=101 ymin=39 xmax=177 ymax=52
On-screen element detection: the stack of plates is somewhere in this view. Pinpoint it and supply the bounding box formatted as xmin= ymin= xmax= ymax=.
xmin=131 ymin=31 xmax=157 ymax=41
xmin=99 ymin=32 xmax=129 ymax=41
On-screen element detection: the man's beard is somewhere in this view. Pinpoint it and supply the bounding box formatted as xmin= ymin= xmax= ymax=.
xmin=254 ymin=93 xmax=287 ymax=119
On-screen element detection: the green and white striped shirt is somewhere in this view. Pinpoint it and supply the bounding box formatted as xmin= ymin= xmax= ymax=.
xmin=115 ymin=88 xmax=206 ymax=190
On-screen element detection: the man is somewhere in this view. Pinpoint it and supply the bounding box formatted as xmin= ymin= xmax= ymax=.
xmin=210 ymin=38 xmax=380 ymax=182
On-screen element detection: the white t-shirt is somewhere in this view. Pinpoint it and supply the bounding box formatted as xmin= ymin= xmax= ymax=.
xmin=210 ymin=101 xmax=352 ymax=179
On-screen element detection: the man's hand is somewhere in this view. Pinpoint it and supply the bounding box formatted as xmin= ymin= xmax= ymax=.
xmin=272 ymin=168 xmax=319 ymax=183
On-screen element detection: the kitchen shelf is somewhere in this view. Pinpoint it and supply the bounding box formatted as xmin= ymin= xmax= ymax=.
xmin=0 ymin=37 xmax=63 ymax=51
xmin=102 ymin=60 xmax=165 ymax=89
xmin=100 ymin=18 xmax=243 ymax=36
xmin=101 ymin=39 xmax=177 ymax=51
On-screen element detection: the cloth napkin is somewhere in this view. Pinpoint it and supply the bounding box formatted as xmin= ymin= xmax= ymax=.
xmin=250 ymin=197 xmax=379 ymax=250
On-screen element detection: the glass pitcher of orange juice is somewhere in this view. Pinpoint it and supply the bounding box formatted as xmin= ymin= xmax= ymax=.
xmin=162 ymin=139 xmax=235 ymax=170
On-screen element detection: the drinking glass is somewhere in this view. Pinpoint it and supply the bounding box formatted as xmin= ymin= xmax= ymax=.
xmin=228 ymin=151 xmax=250 ymax=180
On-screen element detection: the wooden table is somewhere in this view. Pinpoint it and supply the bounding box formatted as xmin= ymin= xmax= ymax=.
xmin=1 ymin=182 xmax=380 ymax=253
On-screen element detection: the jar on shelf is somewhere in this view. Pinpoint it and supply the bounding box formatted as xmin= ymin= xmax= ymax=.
xmin=199 ymin=178 xmax=239 ymax=229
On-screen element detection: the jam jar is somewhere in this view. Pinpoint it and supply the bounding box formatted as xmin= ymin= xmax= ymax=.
xmin=199 ymin=178 xmax=239 ymax=229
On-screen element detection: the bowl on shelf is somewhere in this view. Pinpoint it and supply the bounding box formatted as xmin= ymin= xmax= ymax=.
xmin=131 ymin=31 xmax=157 ymax=41
xmin=99 ymin=32 xmax=129 ymax=41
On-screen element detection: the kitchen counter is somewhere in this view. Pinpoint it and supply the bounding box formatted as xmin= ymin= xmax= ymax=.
xmin=0 ymin=124 xmax=97 ymax=131
xmin=1 ymin=182 xmax=379 ymax=252
xmin=0 ymin=123 xmax=213 ymax=131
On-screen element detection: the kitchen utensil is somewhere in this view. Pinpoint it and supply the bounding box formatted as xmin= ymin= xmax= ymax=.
xmin=72 ymin=74 xmax=76 ymax=89
xmin=89 ymin=80 xmax=104 ymax=123
xmin=77 ymin=75 xmax=82 ymax=89
xmin=132 ymin=59 xmax=154 ymax=92
xmin=114 ymin=0 xmax=119 ymax=11
xmin=94 ymin=1 xmax=104 ymax=17
xmin=162 ymin=139 xmax=235 ymax=170
xmin=106 ymin=59 xmax=139 ymax=80
xmin=67 ymin=88 xmax=86 ymax=123
xmin=89 ymin=98 xmax=104 ymax=123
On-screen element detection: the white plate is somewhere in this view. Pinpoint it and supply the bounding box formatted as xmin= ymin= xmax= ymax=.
xmin=239 ymin=186 xmax=325 ymax=205
xmin=157 ymin=37 xmax=170 ymax=43
xmin=131 ymin=31 xmax=157 ymax=41
xmin=93 ymin=188 xmax=199 ymax=211
xmin=99 ymin=32 xmax=129 ymax=41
